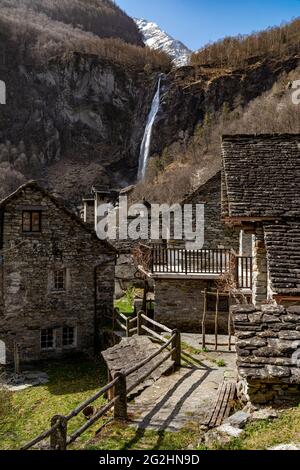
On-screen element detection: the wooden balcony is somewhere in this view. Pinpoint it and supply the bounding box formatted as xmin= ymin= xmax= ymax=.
xmin=137 ymin=244 xmax=253 ymax=290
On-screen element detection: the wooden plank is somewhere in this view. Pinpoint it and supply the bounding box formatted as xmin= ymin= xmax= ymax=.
xmin=216 ymin=384 xmax=232 ymax=426
xmin=207 ymin=382 xmax=236 ymax=428
xmin=208 ymin=382 xmax=227 ymax=428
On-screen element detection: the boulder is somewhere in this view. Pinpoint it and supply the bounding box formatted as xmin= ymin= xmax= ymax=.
xmin=251 ymin=408 xmax=278 ymax=421
xmin=225 ymin=411 xmax=251 ymax=428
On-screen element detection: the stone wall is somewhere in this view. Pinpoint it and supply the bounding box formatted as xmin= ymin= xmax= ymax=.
xmin=182 ymin=173 xmax=239 ymax=250
xmin=154 ymin=277 xmax=229 ymax=333
xmin=0 ymin=185 xmax=116 ymax=364
xmin=233 ymin=303 xmax=300 ymax=405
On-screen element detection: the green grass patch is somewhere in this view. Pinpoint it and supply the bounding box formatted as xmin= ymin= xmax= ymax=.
xmin=181 ymin=342 xmax=226 ymax=368
xmin=0 ymin=356 xmax=108 ymax=450
xmin=214 ymin=406 xmax=300 ymax=450
xmin=82 ymin=421 xmax=201 ymax=451
xmin=114 ymin=297 xmax=134 ymax=315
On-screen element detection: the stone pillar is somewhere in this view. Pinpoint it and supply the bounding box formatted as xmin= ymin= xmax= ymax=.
xmin=252 ymin=228 xmax=268 ymax=306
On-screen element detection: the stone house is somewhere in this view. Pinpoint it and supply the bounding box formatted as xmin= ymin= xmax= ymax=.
xmin=222 ymin=134 xmax=300 ymax=404
xmin=0 ymin=181 xmax=116 ymax=365
xmin=141 ymin=173 xmax=242 ymax=332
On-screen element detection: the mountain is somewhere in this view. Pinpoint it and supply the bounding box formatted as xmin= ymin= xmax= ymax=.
xmin=135 ymin=18 xmax=192 ymax=67
xmin=0 ymin=0 xmax=144 ymax=46
xmin=0 ymin=0 xmax=171 ymax=203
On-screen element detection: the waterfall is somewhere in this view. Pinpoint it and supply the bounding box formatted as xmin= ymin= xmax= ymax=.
xmin=138 ymin=77 xmax=161 ymax=181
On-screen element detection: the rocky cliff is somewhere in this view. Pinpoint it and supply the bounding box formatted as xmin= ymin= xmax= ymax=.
xmin=0 ymin=49 xmax=160 ymax=203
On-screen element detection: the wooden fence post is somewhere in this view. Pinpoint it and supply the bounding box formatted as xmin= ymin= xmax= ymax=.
xmin=171 ymin=329 xmax=181 ymax=367
xmin=202 ymin=288 xmax=207 ymax=349
xmin=126 ymin=317 xmax=130 ymax=338
xmin=13 ymin=341 xmax=20 ymax=375
xmin=137 ymin=310 xmax=143 ymax=336
xmin=215 ymin=290 xmax=219 ymax=351
xmin=112 ymin=308 xmax=116 ymax=333
xmin=50 ymin=415 xmax=67 ymax=450
xmin=114 ymin=372 xmax=127 ymax=421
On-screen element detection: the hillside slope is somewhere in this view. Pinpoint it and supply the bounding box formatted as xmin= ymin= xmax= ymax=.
xmin=0 ymin=0 xmax=144 ymax=45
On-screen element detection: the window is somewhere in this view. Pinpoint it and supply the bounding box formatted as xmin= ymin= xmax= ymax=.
xmin=22 ymin=211 xmax=41 ymax=233
xmin=41 ymin=329 xmax=54 ymax=350
xmin=63 ymin=327 xmax=76 ymax=348
xmin=54 ymin=269 xmax=66 ymax=291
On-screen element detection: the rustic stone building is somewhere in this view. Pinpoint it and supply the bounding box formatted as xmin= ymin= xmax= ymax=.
xmin=142 ymin=173 xmax=242 ymax=332
xmin=222 ymin=134 xmax=300 ymax=404
xmin=0 ymin=181 xmax=116 ymax=365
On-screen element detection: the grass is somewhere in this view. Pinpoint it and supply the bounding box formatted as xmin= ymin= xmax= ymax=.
xmin=114 ymin=297 xmax=134 ymax=315
xmin=210 ymin=406 xmax=300 ymax=450
xmin=82 ymin=421 xmax=200 ymax=451
xmin=0 ymin=356 xmax=108 ymax=450
xmin=181 ymin=342 xmax=227 ymax=368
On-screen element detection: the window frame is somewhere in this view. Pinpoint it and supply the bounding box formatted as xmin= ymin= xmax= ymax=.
xmin=22 ymin=210 xmax=42 ymax=233
xmin=62 ymin=326 xmax=77 ymax=349
xmin=53 ymin=268 xmax=66 ymax=292
xmin=40 ymin=328 xmax=55 ymax=351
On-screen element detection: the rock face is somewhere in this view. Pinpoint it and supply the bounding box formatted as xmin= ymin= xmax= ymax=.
xmin=0 ymin=45 xmax=158 ymax=203
xmin=135 ymin=18 xmax=192 ymax=67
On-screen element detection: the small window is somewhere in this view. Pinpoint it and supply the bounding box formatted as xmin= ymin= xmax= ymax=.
xmin=41 ymin=329 xmax=54 ymax=350
xmin=22 ymin=211 xmax=41 ymax=233
xmin=63 ymin=327 xmax=76 ymax=348
xmin=54 ymin=269 xmax=66 ymax=291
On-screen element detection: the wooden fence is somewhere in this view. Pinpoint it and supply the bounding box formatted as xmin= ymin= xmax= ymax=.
xmin=236 ymin=256 xmax=253 ymax=290
xmin=152 ymin=246 xmax=232 ymax=275
xmin=21 ymin=311 xmax=180 ymax=451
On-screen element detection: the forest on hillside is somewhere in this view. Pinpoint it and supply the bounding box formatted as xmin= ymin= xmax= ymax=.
xmin=192 ymin=17 xmax=300 ymax=68
xmin=0 ymin=0 xmax=171 ymax=70
xmin=0 ymin=0 xmax=143 ymax=45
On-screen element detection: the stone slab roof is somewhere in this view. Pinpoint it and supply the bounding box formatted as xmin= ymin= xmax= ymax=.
xmin=264 ymin=220 xmax=300 ymax=295
xmin=222 ymin=134 xmax=300 ymax=220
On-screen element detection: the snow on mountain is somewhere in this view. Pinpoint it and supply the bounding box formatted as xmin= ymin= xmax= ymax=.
xmin=134 ymin=18 xmax=192 ymax=67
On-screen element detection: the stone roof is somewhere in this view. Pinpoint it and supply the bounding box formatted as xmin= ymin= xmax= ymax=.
xmin=221 ymin=134 xmax=300 ymax=220
xmin=264 ymin=220 xmax=300 ymax=295
xmin=0 ymin=181 xmax=116 ymax=253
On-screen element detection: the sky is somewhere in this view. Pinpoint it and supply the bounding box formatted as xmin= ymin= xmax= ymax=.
xmin=116 ymin=0 xmax=300 ymax=50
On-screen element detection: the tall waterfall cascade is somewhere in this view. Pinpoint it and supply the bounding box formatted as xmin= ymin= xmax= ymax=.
xmin=138 ymin=78 xmax=161 ymax=180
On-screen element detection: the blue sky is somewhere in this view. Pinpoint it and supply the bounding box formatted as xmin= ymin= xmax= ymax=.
xmin=117 ymin=0 xmax=300 ymax=50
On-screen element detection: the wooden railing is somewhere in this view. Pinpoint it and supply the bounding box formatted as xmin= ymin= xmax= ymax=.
xmin=151 ymin=245 xmax=232 ymax=275
xmin=236 ymin=256 xmax=253 ymax=290
xmin=21 ymin=311 xmax=180 ymax=451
